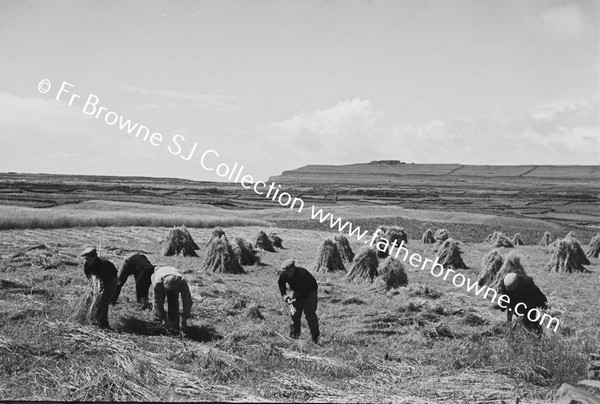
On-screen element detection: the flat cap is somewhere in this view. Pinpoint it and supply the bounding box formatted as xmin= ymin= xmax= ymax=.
xmin=503 ymin=273 xmax=520 ymax=291
xmin=81 ymin=247 xmax=97 ymax=257
xmin=281 ymin=259 xmax=296 ymax=270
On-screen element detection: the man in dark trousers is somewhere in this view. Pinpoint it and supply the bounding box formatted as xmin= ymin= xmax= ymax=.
xmin=111 ymin=253 xmax=155 ymax=309
xmin=77 ymin=247 xmax=118 ymax=329
xmin=499 ymin=272 xmax=548 ymax=335
xmin=278 ymin=259 xmax=320 ymax=343
xmin=152 ymin=266 xmax=193 ymax=331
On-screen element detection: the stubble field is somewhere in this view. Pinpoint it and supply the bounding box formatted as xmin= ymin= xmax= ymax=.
xmin=1 ymin=218 xmax=599 ymax=402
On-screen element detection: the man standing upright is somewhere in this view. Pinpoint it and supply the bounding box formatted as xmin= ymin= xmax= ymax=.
xmin=278 ymin=259 xmax=320 ymax=343
xmin=75 ymin=247 xmax=118 ymax=329
xmin=151 ymin=266 xmax=193 ymax=331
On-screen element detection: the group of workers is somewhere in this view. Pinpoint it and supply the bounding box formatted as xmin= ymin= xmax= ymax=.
xmin=79 ymin=248 xmax=321 ymax=342
xmin=79 ymin=244 xmax=548 ymax=341
xmin=80 ymin=247 xmax=194 ymax=332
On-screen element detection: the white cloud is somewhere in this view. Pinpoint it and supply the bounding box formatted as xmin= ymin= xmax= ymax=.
xmin=271 ymin=97 xmax=383 ymax=136
xmin=267 ymin=95 xmax=599 ymax=167
xmin=268 ymin=97 xmax=385 ymax=160
xmin=538 ymin=3 xmax=585 ymax=40
xmin=118 ymin=84 xmax=238 ymax=109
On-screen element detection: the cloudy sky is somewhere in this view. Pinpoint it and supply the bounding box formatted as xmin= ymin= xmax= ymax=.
xmin=0 ymin=0 xmax=598 ymax=181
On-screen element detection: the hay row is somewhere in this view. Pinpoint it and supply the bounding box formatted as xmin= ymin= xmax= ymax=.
xmin=436 ymin=238 xmax=468 ymax=270
xmin=255 ymin=231 xmax=275 ymax=252
xmin=478 ymin=251 xmax=526 ymax=290
xmin=162 ymin=226 xmax=199 ymax=257
xmin=373 ymin=225 xmax=408 ymax=258
xmin=335 ymin=233 xmax=354 ymax=263
xmin=586 ymin=233 xmax=600 ymax=259
xmin=419 ymin=229 xmax=435 ymax=244
xmin=313 ymin=238 xmax=345 ymax=273
xmin=203 ymin=236 xmax=244 ymax=274
xmin=545 ymin=236 xmax=590 ymax=273
xmin=485 ymin=231 xmax=514 ymax=248
xmin=345 ymin=246 xmax=378 ymax=283
xmin=233 ymin=237 xmax=260 ymax=266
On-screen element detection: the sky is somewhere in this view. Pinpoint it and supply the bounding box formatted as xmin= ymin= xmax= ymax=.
xmin=0 ymin=0 xmax=598 ymax=182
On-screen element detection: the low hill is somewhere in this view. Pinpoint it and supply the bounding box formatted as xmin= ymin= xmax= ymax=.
xmin=268 ymin=162 xmax=600 ymax=231
xmin=269 ymin=161 xmax=600 ymax=185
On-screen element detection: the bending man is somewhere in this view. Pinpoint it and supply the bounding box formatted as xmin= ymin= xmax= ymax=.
xmin=499 ymin=273 xmax=548 ymax=335
xmin=278 ymin=259 xmax=320 ymax=343
xmin=77 ymin=247 xmax=118 ymax=329
xmin=152 ymin=266 xmax=193 ymax=331
xmin=111 ymin=253 xmax=155 ymax=309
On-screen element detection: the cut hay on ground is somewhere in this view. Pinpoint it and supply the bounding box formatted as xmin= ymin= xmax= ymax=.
xmin=539 ymin=231 xmax=553 ymax=247
xmin=586 ymin=233 xmax=600 ymax=259
xmin=254 ymin=231 xmax=275 ymax=252
xmin=334 ymin=233 xmax=354 ymax=263
xmin=436 ymin=238 xmax=468 ymax=270
xmin=26 ymin=321 xmax=263 ymax=402
xmin=486 ymin=231 xmax=514 ymax=248
xmin=476 ymin=249 xmax=504 ymax=287
xmin=233 ymin=237 xmax=260 ymax=266
xmin=419 ymin=228 xmax=435 ymax=244
xmin=377 ymin=257 xmax=408 ymax=290
xmin=312 ymin=238 xmax=345 ymax=273
xmin=512 ymin=233 xmax=524 ymax=246
xmin=546 ymin=237 xmax=590 ymax=273
xmin=161 ymin=226 xmax=199 ymax=257
xmin=345 ymin=246 xmax=378 ymax=283
xmin=203 ymin=237 xmax=244 ymax=274
xmin=489 ymin=251 xmax=527 ymax=291
xmin=206 ymin=227 xmax=227 ymax=246
xmin=269 ymin=232 xmax=284 ymax=248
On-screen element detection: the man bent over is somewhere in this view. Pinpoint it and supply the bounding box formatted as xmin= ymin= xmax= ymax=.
xmin=112 ymin=253 xmax=155 ymax=309
xmin=278 ymin=259 xmax=320 ymax=343
xmin=151 ymin=266 xmax=193 ymax=331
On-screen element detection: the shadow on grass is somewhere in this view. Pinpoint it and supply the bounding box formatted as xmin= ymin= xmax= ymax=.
xmin=116 ymin=315 xmax=222 ymax=342
xmin=182 ymin=324 xmax=223 ymax=342
xmin=116 ymin=315 xmax=169 ymax=336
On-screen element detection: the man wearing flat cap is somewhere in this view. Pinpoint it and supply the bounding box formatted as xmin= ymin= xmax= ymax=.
xmin=76 ymin=247 xmax=118 ymax=329
xmin=278 ymin=259 xmax=320 ymax=343
xmin=151 ymin=266 xmax=193 ymax=332
xmin=499 ymin=272 xmax=548 ymax=335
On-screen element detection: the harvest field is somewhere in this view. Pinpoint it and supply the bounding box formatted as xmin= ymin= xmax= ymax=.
xmin=1 ymin=169 xmax=599 ymax=403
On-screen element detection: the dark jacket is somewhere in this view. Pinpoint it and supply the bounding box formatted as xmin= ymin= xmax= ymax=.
xmin=112 ymin=253 xmax=155 ymax=303
xmin=498 ymin=274 xmax=548 ymax=313
xmin=278 ymin=266 xmax=318 ymax=297
xmin=84 ymin=256 xmax=118 ymax=280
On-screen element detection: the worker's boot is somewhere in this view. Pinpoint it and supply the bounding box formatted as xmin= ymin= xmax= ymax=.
xmin=139 ymin=297 xmax=151 ymax=310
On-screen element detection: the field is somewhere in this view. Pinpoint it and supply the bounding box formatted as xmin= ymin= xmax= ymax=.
xmin=1 ymin=167 xmax=599 ymax=402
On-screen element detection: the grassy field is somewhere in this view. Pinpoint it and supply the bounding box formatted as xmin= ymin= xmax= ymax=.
xmin=2 ymin=168 xmax=599 ymax=231
xmin=0 ymin=203 xmax=271 ymax=230
xmin=1 ymin=223 xmax=599 ymax=402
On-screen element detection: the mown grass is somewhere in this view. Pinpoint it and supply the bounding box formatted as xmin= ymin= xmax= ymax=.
xmin=0 ymin=205 xmax=271 ymax=230
xmin=1 ymin=225 xmax=599 ymax=402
